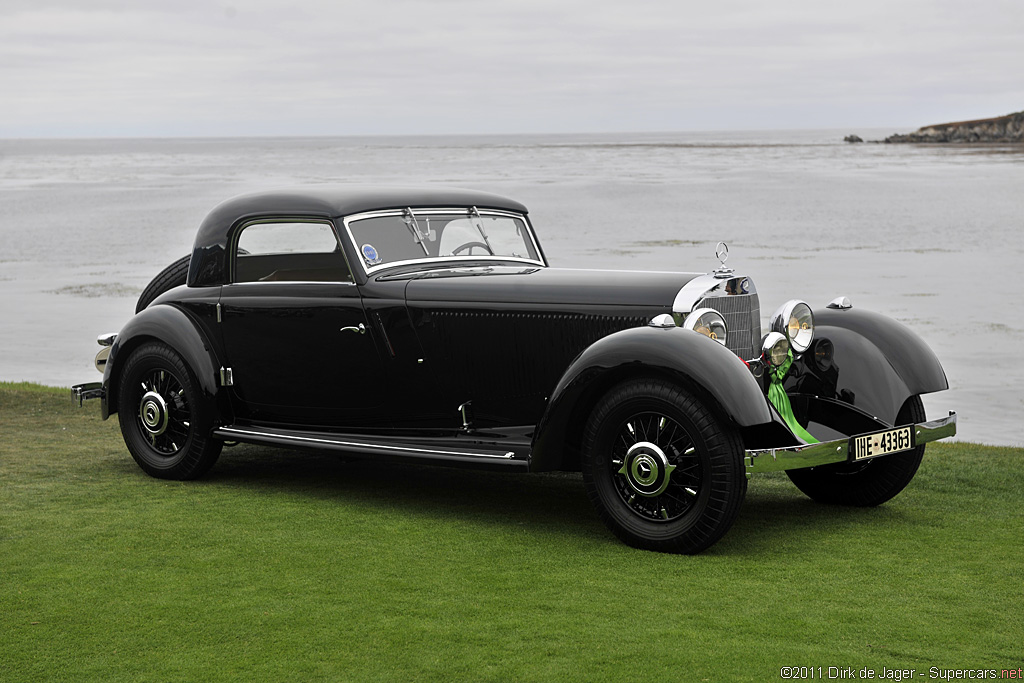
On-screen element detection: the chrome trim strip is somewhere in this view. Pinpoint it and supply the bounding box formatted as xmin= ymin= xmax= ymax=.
xmin=356 ymin=257 xmax=545 ymax=279
xmin=222 ymin=280 xmax=357 ymax=288
xmin=743 ymin=412 xmax=957 ymax=477
xmin=215 ymin=427 xmax=517 ymax=460
xmin=342 ymin=207 xmax=546 ymax=276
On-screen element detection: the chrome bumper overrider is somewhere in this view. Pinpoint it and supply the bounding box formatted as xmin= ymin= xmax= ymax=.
xmin=71 ymin=382 xmax=105 ymax=407
xmin=743 ymin=412 xmax=957 ymax=478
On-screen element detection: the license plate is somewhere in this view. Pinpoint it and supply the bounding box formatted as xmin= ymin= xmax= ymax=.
xmin=850 ymin=426 xmax=915 ymax=461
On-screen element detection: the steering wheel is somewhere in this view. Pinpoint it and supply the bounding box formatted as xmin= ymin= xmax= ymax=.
xmin=451 ymin=241 xmax=493 ymax=256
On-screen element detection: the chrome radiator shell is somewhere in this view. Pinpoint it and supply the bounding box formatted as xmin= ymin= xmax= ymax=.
xmin=672 ymin=273 xmax=762 ymax=360
xmin=696 ymin=292 xmax=761 ymax=361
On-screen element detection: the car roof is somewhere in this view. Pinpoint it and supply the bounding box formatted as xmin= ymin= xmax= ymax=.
xmin=195 ymin=185 xmax=527 ymax=245
xmin=188 ymin=185 xmax=531 ymax=288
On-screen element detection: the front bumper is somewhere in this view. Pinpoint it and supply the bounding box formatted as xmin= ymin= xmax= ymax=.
xmin=71 ymin=382 xmax=105 ymax=407
xmin=744 ymin=412 xmax=957 ymax=478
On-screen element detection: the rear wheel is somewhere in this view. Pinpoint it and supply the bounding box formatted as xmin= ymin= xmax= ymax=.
xmin=582 ymin=379 xmax=747 ymax=554
xmin=117 ymin=342 xmax=222 ymax=480
xmin=786 ymin=395 xmax=927 ymax=506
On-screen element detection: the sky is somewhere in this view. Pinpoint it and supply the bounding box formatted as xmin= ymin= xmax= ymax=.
xmin=1 ymin=0 xmax=1022 ymax=137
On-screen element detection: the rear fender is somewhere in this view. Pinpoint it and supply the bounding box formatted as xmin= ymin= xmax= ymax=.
xmin=102 ymin=304 xmax=225 ymax=423
xmin=530 ymin=326 xmax=772 ymax=472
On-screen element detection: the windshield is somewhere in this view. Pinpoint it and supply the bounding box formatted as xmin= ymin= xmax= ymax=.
xmin=345 ymin=208 xmax=542 ymax=273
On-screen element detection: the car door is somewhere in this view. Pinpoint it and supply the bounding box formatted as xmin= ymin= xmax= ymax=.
xmin=218 ymin=218 xmax=389 ymax=428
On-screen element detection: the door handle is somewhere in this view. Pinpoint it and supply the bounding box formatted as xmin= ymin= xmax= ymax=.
xmin=340 ymin=323 xmax=366 ymax=335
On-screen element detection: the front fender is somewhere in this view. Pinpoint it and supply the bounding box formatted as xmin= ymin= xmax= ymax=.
xmin=530 ymin=326 xmax=772 ymax=472
xmin=102 ymin=304 xmax=224 ymax=422
xmin=787 ymin=307 xmax=948 ymax=427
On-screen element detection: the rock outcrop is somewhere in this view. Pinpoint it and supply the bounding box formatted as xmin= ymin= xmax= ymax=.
xmin=844 ymin=134 xmax=864 ymax=143
xmin=884 ymin=110 xmax=1024 ymax=143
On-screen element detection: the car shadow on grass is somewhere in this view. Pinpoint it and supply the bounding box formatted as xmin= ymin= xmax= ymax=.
xmin=203 ymin=443 xmax=606 ymax=542
xmin=725 ymin=478 xmax=915 ymax=554
xmin=186 ymin=443 xmax=911 ymax=556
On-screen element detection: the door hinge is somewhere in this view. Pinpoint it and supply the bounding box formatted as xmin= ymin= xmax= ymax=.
xmin=216 ymin=303 xmax=222 ymax=323
xmin=219 ymin=367 xmax=234 ymax=386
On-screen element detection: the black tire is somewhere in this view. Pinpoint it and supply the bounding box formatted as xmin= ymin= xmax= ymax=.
xmin=117 ymin=342 xmax=222 ymax=480
xmin=786 ymin=396 xmax=927 ymax=506
xmin=582 ymin=379 xmax=747 ymax=554
xmin=136 ymin=254 xmax=190 ymax=313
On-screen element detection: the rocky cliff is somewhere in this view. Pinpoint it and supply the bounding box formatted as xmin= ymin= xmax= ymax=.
xmin=884 ymin=110 xmax=1024 ymax=143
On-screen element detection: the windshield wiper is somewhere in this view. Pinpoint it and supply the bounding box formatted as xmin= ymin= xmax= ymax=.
xmin=403 ymin=207 xmax=430 ymax=256
xmin=469 ymin=206 xmax=495 ymax=255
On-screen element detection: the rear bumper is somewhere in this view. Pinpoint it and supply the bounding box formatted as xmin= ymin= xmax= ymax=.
xmin=71 ymin=382 xmax=105 ymax=407
xmin=744 ymin=412 xmax=957 ymax=478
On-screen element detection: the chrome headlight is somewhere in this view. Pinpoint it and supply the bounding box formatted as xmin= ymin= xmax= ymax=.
xmin=682 ymin=307 xmax=727 ymax=346
xmin=771 ymin=299 xmax=814 ymax=354
xmin=761 ymin=332 xmax=790 ymax=367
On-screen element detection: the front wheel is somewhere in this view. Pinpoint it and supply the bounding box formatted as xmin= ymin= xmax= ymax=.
xmin=582 ymin=379 xmax=747 ymax=554
xmin=786 ymin=395 xmax=927 ymax=506
xmin=117 ymin=342 xmax=222 ymax=480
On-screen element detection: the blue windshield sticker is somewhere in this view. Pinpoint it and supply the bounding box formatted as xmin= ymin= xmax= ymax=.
xmin=361 ymin=244 xmax=381 ymax=265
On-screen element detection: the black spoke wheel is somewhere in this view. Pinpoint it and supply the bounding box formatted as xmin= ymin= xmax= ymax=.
xmin=582 ymin=379 xmax=747 ymax=554
xmin=786 ymin=395 xmax=927 ymax=506
xmin=118 ymin=342 xmax=221 ymax=480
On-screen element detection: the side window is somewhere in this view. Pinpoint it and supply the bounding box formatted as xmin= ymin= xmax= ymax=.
xmin=234 ymin=221 xmax=352 ymax=283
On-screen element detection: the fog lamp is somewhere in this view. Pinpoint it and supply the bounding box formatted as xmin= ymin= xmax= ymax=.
xmin=813 ymin=338 xmax=834 ymax=371
xmin=761 ymin=332 xmax=790 ymax=367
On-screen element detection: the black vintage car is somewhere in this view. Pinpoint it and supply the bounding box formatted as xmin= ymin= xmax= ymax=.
xmin=72 ymin=187 xmax=956 ymax=553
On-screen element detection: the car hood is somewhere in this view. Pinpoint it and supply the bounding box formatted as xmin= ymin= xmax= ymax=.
xmin=402 ymin=266 xmax=704 ymax=308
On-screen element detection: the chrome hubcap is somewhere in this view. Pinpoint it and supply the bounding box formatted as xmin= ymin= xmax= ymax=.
xmin=619 ymin=442 xmax=675 ymax=497
xmin=140 ymin=391 xmax=169 ymax=436
xmin=135 ymin=368 xmax=190 ymax=456
xmin=610 ymin=413 xmax=704 ymax=522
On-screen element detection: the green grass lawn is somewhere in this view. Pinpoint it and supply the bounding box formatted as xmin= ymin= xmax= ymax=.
xmin=2 ymin=383 xmax=1021 ymax=682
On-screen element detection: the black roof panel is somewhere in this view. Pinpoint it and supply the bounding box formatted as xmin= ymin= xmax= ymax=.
xmin=195 ymin=185 xmax=527 ymax=247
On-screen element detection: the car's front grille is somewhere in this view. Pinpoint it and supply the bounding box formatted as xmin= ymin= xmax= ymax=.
xmin=697 ymin=292 xmax=761 ymax=361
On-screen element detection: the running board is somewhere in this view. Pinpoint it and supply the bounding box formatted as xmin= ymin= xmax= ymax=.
xmin=213 ymin=425 xmax=530 ymax=470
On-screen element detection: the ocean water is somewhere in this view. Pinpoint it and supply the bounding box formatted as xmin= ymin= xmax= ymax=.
xmin=1 ymin=130 xmax=1021 ymax=446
